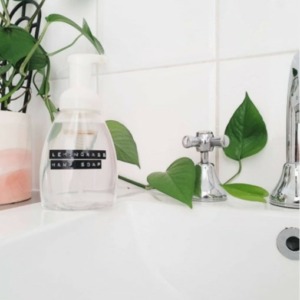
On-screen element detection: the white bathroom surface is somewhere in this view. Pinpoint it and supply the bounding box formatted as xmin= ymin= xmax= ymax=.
xmin=0 ymin=181 xmax=299 ymax=300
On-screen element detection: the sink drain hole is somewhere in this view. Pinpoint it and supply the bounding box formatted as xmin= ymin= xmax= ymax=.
xmin=276 ymin=227 xmax=299 ymax=260
xmin=286 ymin=236 xmax=299 ymax=252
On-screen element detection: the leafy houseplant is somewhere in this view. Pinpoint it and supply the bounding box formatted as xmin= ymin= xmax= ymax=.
xmin=0 ymin=0 xmax=140 ymax=204
xmin=0 ymin=0 xmax=104 ymax=118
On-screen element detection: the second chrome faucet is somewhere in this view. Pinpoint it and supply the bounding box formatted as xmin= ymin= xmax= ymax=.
xmin=270 ymin=51 xmax=299 ymax=209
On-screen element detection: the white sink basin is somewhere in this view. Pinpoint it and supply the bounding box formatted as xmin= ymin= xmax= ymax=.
xmin=0 ymin=184 xmax=299 ymax=300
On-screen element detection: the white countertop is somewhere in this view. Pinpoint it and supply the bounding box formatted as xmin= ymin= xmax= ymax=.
xmin=0 ymin=180 xmax=299 ymax=244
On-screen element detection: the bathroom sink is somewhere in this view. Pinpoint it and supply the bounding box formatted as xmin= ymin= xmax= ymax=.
xmin=0 ymin=184 xmax=299 ymax=300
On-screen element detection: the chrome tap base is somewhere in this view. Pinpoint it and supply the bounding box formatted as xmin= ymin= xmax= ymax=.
xmin=193 ymin=163 xmax=227 ymax=202
xmin=270 ymin=163 xmax=299 ymax=209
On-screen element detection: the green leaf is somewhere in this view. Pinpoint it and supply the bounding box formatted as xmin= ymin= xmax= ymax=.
xmin=33 ymin=66 xmax=50 ymax=96
xmin=106 ymin=120 xmax=140 ymax=168
xmin=0 ymin=25 xmax=48 ymax=70
xmin=222 ymin=183 xmax=268 ymax=202
xmin=0 ymin=62 xmax=11 ymax=75
xmin=47 ymin=123 xmax=62 ymax=142
xmin=147 ymin=157 xmax=196 ymax=208
xmin=224 ymin=93 xmax=267 ymax=161
xmin=45 ymin=14 xmax=104 ymax=54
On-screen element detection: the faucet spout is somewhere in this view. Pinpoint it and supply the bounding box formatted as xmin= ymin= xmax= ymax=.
xmin=286 ymin=53 xmax=299 ymax=163
xmin=270 ymin=52 xmax=299 ymax=209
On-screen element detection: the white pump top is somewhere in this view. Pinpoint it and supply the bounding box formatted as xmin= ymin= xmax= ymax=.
xmin=59 ymin=54 xmax=105 ymax=111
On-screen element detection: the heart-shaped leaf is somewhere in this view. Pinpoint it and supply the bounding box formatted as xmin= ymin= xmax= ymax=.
xmin=224 ymin=93 xmax=267 ymax=161
xmin=222 ymin=183 xmax=268 ymax=202
xmin=147 ymin=157 xmax=196 ymax=208
xmin=0 ymin=26 xmax=48 ymax=70
xmin=106 ymin=120 xmax=140 ymax=168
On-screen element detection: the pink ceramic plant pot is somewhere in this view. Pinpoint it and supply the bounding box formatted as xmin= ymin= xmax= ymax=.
xmin=0 ymin=111 xmax=32 ymax=205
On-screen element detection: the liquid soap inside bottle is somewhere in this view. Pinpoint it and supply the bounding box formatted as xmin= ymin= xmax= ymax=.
xmin=40 ymin=110 xmax=117 ymax=210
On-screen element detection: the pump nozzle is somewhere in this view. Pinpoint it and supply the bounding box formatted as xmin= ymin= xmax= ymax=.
xmin=60 ymin=54 xmax=105 ymax=111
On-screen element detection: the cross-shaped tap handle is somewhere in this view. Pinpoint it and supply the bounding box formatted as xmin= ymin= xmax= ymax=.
xmin=182 ymin=131 xmax=229 ymax=153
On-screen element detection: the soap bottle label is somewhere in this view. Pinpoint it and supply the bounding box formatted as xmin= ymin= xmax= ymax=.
xmin=49 ymin=150 xmax=106 ymax=170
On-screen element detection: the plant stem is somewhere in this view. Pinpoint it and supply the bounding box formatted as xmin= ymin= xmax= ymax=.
xmin=48 ymin=34 xmax=82 ymax=56
xmin=118 ymin=175 xmax=152 ymax=190
xmin=39 ymin=62 xmax=58 ymax=121
xmin=20 ymin=21 xmax=50 ymax=76
xmin=0 ymin=76 xmax=25 ymax=104
xmin=0 ymin=0 xmax=10 ymax=26
xmin=5 ymin=68 xmax=16 ymax=86
xmin=223 ymin=160 xmax=242 ymax=184
xmin=0 ymin=12 xmax=5 ymax=22
xmin=26 ymin=0 xmax=46 ymax=31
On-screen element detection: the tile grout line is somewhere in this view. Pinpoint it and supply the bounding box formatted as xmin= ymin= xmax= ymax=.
xmin=97 ymin=0 xmax=104 ymax=44
xmin=99 ymin=50 xmax=298 ymax=76
xmin=219 ymin=49 xmax=298 ymax=63
xmin=51 ymin=50 xmax=298 ymax=82
xmin=214 ymin=0 xmax=221 ymax=174
xmin=95 ymin=0 xmax=99 ymax=39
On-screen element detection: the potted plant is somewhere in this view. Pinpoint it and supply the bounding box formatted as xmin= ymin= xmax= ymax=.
xmin=0 ymin=0 xmax=105 ymax=204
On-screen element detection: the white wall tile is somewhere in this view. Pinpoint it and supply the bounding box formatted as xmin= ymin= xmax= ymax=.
xmin=219 ymin=0 xmax=299 ymax=58
xmin=218 ymin=53 xmax=295 ymax=193
xmin=40 ymin=0 xmax=98 ymax=79
xmin=20 ymin=0 xmax=300 ymax=195
xmin=98 ymin=0 xmax=215 ymax=73
xmin=101 ymin=63 xmax=216 ymax=184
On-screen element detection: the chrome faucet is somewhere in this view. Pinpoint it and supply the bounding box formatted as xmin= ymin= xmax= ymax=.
xmin=270 ymin=52 xmax=299 ymax=209
xmin=182 ymin=131 xmax=229 ymax=201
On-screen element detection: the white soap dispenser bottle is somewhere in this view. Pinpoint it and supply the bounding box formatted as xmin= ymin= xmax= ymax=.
xmin=40 ymin=54 xmax=117 ymax=210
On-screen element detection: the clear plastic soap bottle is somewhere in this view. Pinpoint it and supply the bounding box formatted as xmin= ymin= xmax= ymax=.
xmin=40 ymin=54 xmax=117 ymax=210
